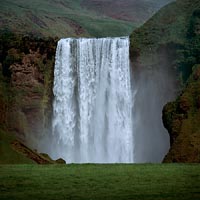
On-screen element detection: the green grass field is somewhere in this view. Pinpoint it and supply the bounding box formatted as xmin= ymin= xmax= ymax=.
xmin=0 ymin=164 xmax=199 ymax=200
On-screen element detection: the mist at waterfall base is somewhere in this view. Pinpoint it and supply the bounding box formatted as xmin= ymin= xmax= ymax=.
xmin=40 ymin=37 xmax=177 ymax=163
xmin=132 ymin=61 xmax=177 ymax=162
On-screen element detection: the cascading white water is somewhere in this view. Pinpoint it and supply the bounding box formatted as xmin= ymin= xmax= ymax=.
xmin=52 ymin=37 xmax=134 ymax=163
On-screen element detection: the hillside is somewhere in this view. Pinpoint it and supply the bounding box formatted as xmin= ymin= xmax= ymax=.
xmin=0 ymin=129 xmax=59 ymax=164
xmin=82 ymin=0 xmax=173 ymax=24
xmin=0 ymin=0 xmax=173 ymax=38
xmin=130 ymin=0 xmax=200 ymax=162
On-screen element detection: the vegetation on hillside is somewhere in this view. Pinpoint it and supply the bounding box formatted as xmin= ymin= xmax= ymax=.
xmin=130 ymin=0 xmax=200 ymax=162
xmin=0 ymin=128 xmax=66 ymax=164
xmin=130 ymin=0 xmax=200 ymax=57
xmin=177 ymin=9 xmax=200 ymax=82
xmin=82 ymin=0 xmax=173 ymax=24
xmin=0 ymin=0 xmax=134 ymax=38
xmin=162 ymin=8 xmax=200 ymax=161
xmin=0 ymin=129 xmax=35 ymax=164
xmin=0 ymin=0 xmax=173 ymax=38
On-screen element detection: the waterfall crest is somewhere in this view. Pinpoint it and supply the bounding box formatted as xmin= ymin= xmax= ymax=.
xmin=52 ymin=37 xmax=134 ymax=163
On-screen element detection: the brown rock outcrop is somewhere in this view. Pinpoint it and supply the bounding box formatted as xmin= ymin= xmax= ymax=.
xmin=11 ymin=140 xmax=55 ymax=164
xmin=0 ymin=35 xmax=56 ymax=148
xmin=163 ymin=65 xmax=200 ymax=163
xmin=10 ymin=50 xmax=44 ymax=87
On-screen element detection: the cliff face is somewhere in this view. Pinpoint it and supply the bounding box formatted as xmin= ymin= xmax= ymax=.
xmin=163 ymin=65 xmax=200 ymax=162
xmin=162 ymin=7 xmax=200 ymax=162
xmin=130 ymin=0 xmax=200 ymax=162
xmin=162 ymin=11 xmax=200 ymax=161
xmin=0 ymin=33 xmax=56 ymax=148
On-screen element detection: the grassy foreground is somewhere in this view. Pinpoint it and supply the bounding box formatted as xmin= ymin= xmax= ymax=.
xmin=0 ymin=164 xmax=199 ymax=200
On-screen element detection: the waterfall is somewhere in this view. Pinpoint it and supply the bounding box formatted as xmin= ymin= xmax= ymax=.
xmin=52 ymin=37 xmax=134 ymax=163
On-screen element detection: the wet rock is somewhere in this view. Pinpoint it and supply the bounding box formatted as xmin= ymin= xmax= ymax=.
xmin=55 ymin=158 xmax=66 ymax=164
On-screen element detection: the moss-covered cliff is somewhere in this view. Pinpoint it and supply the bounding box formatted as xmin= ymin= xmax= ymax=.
xmin=163 ymin=65 xmax=200 ymax=162
xmin=162 ymin=8 xmax=200 ymax=162
xmin=0 ymin=31 xmax=56 ymax=150
xmin=130 ymin=0 xmax=200 ymax=162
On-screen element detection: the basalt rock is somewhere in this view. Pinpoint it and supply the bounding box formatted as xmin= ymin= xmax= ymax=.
xmin=0 ymin=33 xmax=57 ymax=148
xmin=55 ymin=158 xmax=66 ymax=164
xmin=163 ymin=65 xmax=200 ymax=163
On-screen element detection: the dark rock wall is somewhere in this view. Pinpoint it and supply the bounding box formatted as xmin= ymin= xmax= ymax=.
xmin=0 ymin=33 xmax=56 ymax=149
xmin=163 ymin=65 xmax=200 ymax=162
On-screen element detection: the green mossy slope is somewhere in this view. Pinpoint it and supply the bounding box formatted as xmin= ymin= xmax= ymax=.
xmin=0 ymin=129 xmax=35 ymax=164
xmin=130 ymin=0 xmax=200 ymax=162
xmin=130 ymin=0 xmax=200 ymax=53
xmin=0 ymin=128 xmax=63 ymax=164
xmin=0 ymin=0 xmax=135 ymax=37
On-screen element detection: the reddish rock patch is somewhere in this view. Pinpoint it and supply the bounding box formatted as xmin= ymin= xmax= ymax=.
xmin=11 ymin=140 xmax=54 ymax=164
